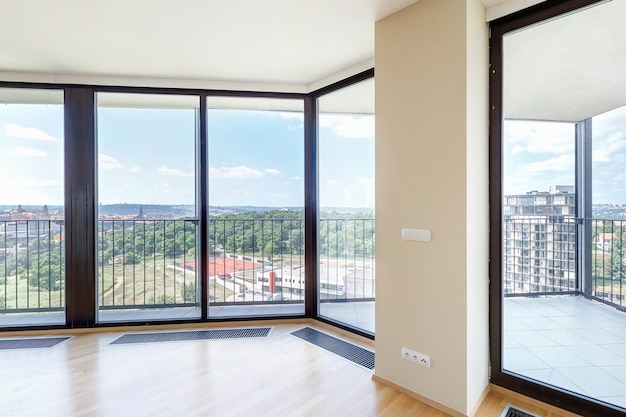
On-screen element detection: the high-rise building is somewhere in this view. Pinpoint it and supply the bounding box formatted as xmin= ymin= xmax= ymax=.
xmin=503 ymin=186 xmax=576 ymax=294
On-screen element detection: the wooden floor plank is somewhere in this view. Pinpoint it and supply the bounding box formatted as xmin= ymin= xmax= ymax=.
xmin=0 ymin=323 xmax=579 ymax=417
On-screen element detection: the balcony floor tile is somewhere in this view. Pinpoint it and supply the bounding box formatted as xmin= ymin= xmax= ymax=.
xmin=504 ymin=295 xmax=626 ymax=408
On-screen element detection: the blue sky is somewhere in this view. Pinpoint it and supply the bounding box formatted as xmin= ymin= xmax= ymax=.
xmin=0 ymin=103 xmax=65 ymax=206
xmin=4 ymin=97 xmax=626 ymax=208
xmin=0 ymin=99 xmax=375 ymax=209
xmin=503 ymin=105 xmax=626 ymax=204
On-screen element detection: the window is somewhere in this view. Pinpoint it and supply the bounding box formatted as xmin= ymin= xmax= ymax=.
xmin=317 ymin=77 xmax=375 ymax=334
xmin=96 ymin=93 xmax=200 ymax=322
xmin=491 ymin=1 xmax=626 ymax=414
xmin=0 ymin=71 xmax=374 ymax=340
xmin=0 ymin=88 xmax=65 ymax=326
xmin=206 ymin=96 xmax=305 ymax=317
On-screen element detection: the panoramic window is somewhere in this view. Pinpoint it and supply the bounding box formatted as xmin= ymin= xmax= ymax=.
xmin=317 ymin=78 xmax=375 ymax=334
xmin=496 ymin=0 xmax=626 ymax=412
xmin=206 ymin=96 xmax=305 ymax=318
xmin=96 ymin=93 xmax=200 ymax=322
xmin=0 ymin=88 xmax=65 ymax=326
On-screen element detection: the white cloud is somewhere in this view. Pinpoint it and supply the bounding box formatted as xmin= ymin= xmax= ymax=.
xmin=521 ymin=154 xmax=574 ymax=173
xmin=209 ymin=166 xmax=280 ymax=179
xmin=505 ymin=120 xmax=573 ymax=155
xmin=12 ymin=146 xmax=47 ymax=157
xmin=506 ymin=154 xmax=575 ymax=192
xmin=130 ymin=165 xmax=141 ymax=173
xmin=158 ymin=166 xmax=193 ymax=177
xmin=593 ymin=131 xmax=626 ymax=163
xmin=3 ymin=123 xmax=57 ymax=141
xmin=290 ymin=176 xmax=301 ymax=180
xmin=99 ymin=153 xmax=123 ymax=170
xmin=320 ymin=115 xmax=374 ymax=139
xmin=324 ymin=179 xmax=340 ymax=188
xmin=279 ymin=112 xmax=304 ymax=121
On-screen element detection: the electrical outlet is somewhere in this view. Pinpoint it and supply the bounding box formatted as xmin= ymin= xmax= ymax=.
xmin=401 ymin=347 xmax=431 ymax=368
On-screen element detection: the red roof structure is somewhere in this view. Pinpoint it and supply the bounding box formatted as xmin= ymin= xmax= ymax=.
xmin=179 ymin=257 xmax=262 ymax=277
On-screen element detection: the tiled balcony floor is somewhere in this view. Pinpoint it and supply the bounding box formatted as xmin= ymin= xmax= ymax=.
xmin=504 ymin=295 xmax=626 ymax=408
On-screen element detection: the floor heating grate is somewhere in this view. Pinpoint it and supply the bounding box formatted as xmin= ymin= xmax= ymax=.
xmin=110 ymin=327 xmax=272 ymax=345
xmin=0 ymin=337 xmax=71 ymax=350
xmin=501 ymin=404 xmax=541 ymax=417
xmin=290 ymin=327 xmax=375 ymax=370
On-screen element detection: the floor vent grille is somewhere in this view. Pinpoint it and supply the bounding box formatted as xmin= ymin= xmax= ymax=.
xmin=0 ymin=337 xmax=70 ymax=350
xmin=110 ymin=327 xmax=272 ymax=345
xmin=501 ymin=404 xmax=541 ymax=417
xmin=290 ymin=327 xmax=375 ymax=370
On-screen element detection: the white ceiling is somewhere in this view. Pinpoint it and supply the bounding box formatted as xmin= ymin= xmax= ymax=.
xmin=504 ymin=0 xmax=626 ymax=122
xmin=0 ymin=0 xmax=417 ymax=92
xmin=0 ymin=0 xmax=566 ymax=98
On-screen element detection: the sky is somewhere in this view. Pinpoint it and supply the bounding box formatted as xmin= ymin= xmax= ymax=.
xmin=503 ymin=105 xmax=626 ymax=204
xmin=3 ymin=95 xmax=626 ymax=208
xmin=0 ymin=97 xmax=375 ymax=209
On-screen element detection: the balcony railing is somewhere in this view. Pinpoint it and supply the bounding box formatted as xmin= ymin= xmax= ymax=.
xmin=0 ymin=217 xmax=375 ymax=314
xmin=0 ymin=220 xmax=65 ymax=313
xmin=503 ymin=216 xmax=626 ymax=309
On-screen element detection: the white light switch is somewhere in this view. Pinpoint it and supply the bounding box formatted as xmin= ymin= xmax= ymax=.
xmin=401 ymin=228 xmax=430 ymax=242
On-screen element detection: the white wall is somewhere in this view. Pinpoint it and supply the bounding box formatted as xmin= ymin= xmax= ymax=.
xmin=374 ymin=0 xmax=489 ymax=415
xmin=465 ymin=0 xmax=490 ymax=412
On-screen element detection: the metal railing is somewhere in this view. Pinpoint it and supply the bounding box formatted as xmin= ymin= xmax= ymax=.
xmin=502 ymin=215 xmax=577 ymax=295
xmin=0 ymin=217 xmax=376 ymax=313
xmin=503 ymin=216 xmax=626 ymax=309
xmin=0 ymin=220 xmax=65 ymax=312
xmin=319 ymin=218 xmax=375 ymax=302
xmin=588 ymin=218 xmax=626 ymax=308
xmin=98 ymin=219 xmax=198 ymax=309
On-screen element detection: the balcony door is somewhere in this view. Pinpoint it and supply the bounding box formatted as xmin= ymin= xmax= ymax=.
xmin=206 ymin=96 xmax=305 ymax=318
xmin=317 ymin=77 xmax=375 ymax=334
xmin=96 ymin=93 xmax=200 ymax=322
xmin=493 ymin=0 xmax=626 ymax=413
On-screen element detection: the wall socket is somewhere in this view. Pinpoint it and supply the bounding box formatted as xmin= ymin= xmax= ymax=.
xmin=401 ymin=347 xmax=431 ymax=368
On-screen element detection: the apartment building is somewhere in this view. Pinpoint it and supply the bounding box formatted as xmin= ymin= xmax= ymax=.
xmin=503 ymin=186 xmax=576 ymax=294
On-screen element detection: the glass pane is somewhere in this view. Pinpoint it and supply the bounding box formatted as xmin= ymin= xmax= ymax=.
xmin=0 ymin=88 xmax=65 ymax=326
xmin=502 ymin=120 xmax=576 ymax=293
xmin=96 ymin=93 xmax=200 ymax=322
xmin=591 ymin=105 xmax=626 ymax=307
xmin=206 ymin=96 xmax=304 ymax=318
xmin=318 ymin=78 xmax=375 ymax=334
xmin=501 ymin=0 xmax=626 ymax=407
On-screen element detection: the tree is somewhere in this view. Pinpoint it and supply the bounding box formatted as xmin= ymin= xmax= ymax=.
xmin=123 ymin=252 xmax=140 ymax=265
xmin=28 ymin=259 xmax=63 ymax=291
xmin=149 ymin=294 xmax=175 ymax=305
xmin=182 ymin=282 xmax=196 ymax=302
xmin=610 ymin=232 xmax=626 ymax=282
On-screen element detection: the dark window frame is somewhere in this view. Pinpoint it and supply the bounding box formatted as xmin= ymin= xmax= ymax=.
xmin=309 ymin=69 xmax=375 ymax=338
xmin=0 ymin=69 xmax=375 ymax=340
xmin=489 ymin=1 xmax=625 ymax=415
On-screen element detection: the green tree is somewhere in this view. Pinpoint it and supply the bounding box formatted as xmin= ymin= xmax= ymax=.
xmin=28 ymin=254 xmax=64 ymax=291
xmin=123 ymin=252 xmax=141 ymax=265
xmin=610 ymin=232 xmax=626 ymax=281
xmin=182 ymin=282 xmax=196 ymax=302
xmin=149 ymin=294 xmax=175 ymax=305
